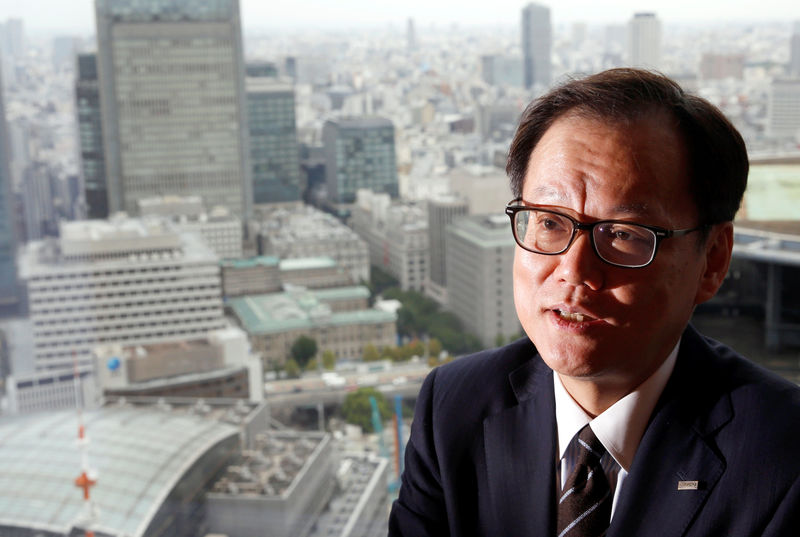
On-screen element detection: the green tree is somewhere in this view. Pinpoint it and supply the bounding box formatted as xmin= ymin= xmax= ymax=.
xmin=284 ymin=358 xmax=301 ymax=379
xmin=342 ymin=387 xmax=391 ymax=433
xmin=428 ymin=338 xmax=442 ymax=358
xmin=368 ymin=265 xmax=400 ymax=299
xmin=290 ymin=336 xmax=318 ymax=370
xmin=382 ymin=345 xmax=401 ymax=361
xmin=363 ymin=343 xmax=381 ymax=362
xmin=305 ymin=358 xmax=319 ymax=371
xmin=321 ymin=350 xmax=336 ymax=371
xmin=381 ymin=288 xmax=484 ymax=356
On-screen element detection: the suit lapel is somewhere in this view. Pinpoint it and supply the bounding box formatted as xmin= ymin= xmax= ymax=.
xmin=483 ymin=358 xmax=557 ymax=536
xmin=609 ymin=326 xmax=733 ymax=537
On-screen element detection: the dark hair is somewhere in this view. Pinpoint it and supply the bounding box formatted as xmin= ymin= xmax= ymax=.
xmin=506 ymin=68 xmax=748 ymax=226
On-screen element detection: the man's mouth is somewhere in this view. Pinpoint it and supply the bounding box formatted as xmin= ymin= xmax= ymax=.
xmin=554 ymin=309 xmax=597 ymax=323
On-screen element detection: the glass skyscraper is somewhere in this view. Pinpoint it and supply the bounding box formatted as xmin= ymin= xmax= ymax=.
xmin=322 ymin=117 xmax=398 ymax=204
xmin=0 ymin=69 xmax=18 ymax=307
xmin=246 ymin=78 xmax=301 ymax=204
xmin=76 ymin=53 xmax=108 ymax=219
xmin=95 ymin=0 xmax=252 ymax=217
xmin=521 ymin=2 xmax=552 ymax=89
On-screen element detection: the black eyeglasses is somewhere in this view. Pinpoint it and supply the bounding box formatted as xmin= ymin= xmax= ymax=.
xmin=505 ymin=199 xmax=706 ymax=268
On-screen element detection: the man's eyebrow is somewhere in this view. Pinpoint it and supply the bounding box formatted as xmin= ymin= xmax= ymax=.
xmin=612 ymin=203 xmax=650 ymax=216
xmin=528 ymin=186 xmax=569 ymax=202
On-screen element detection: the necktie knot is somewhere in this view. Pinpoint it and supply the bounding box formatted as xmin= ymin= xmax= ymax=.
xmin=576 ymin=425 xmax=605 ymax=464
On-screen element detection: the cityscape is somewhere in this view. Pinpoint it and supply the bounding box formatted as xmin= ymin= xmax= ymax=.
xmin=0 ymin=1 xmax=799 ymax=536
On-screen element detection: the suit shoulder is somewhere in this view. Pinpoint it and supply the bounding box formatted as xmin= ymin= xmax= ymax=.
xmin=422 ymin=337 xmax=543 ymax=411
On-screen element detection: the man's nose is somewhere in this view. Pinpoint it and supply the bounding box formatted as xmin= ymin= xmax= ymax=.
xmin=554 ymin=231 xmax=605 ymax=290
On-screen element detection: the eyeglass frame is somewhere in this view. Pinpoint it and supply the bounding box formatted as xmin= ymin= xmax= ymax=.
xmin=504 ymin=199 xmax=708 ymax=268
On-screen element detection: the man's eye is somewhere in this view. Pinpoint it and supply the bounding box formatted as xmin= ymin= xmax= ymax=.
xmin=614 ymin=230 xmax=631 ymax=240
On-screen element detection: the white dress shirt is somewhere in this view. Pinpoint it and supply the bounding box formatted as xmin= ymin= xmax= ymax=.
xmin=553 ymin=341 xmax=679 ymax=519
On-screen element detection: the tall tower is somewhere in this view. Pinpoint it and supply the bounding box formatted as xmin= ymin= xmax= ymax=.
xmin=76 ymin=53 xmax=108 ymax=219
xmin=246 ymin=76 xmax=301 ymax=204
xmin=407 ymin=18 xmax=417 ymax=51
xmin=790 ymin=21 xmax=800 ymax=77
xmin=0 ymin=65 xmax=18 ymax=309
xmin=322 ymin=117 xmax=398 ymax=204
xmin=95 ymin=0 xmax=252 ymax=218
xmin=521 ymin=3 xmax=552 ymax=89
xmin=627 ymin=12 xmax=662 ymax=69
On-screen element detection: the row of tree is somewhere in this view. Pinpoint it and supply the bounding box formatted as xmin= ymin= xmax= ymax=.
xmin=381 ymin=287 xmax=484 ymax=355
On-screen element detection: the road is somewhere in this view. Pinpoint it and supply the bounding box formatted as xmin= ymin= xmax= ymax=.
xmin=265 ymin=362 xmax=431 ymax=407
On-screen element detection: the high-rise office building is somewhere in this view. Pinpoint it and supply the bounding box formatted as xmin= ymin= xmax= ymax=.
xmin=247 ymin=78 xmax=301 ymax=204
xmin=790 ymin=22 xmax=800 ymax=77
xmin=76 ymin=52 xmax=108 ymax=219
xmin=407 ymin=18 xmax=417 ymax=51
xmin=95 ymin=0 xmax=252 ymax=218
xmin=446 ymin=215 xmax=520 ymax=347
xmin=767 ymin=78 xmax=800 ymax=139
xmin=19 ymin=216 xmax=226 ymax=371
xmin=350 ymin=190 xmax=428 ymax=292
xmin=427 ymin=195 xmax=468 ymax=289
xmin=322 ymin=117 xmax=398 ymax=204
xmin=627 ymin=12 xmax=662 ymax=69
xmin=0 ymin=68 xmax=17 ymax=308
xmin=521 ymin=3 xmax=552 ymax=89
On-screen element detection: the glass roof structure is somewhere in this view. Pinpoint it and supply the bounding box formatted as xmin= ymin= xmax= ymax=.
xmin=0 ymin=404 xmax=239 ymax=537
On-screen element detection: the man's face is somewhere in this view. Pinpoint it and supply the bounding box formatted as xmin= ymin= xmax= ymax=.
xmin=513 ymin=111 xmax=717 ymax=394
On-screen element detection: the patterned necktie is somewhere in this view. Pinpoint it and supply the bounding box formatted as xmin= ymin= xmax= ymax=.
xmin=556 ymin=425 xmax=613 ymax=537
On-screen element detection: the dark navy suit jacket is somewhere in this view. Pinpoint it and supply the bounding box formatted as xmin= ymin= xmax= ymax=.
xmin=388 ymin=325 xmax=800 ymax=536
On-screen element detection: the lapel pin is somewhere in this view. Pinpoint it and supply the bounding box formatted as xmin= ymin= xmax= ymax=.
xmin=677 ymin=480 xmax=699 ymax=490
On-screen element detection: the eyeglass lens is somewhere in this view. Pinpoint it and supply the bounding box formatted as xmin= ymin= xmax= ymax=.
xmin=513 ymin=209 xmax=657 ymax=267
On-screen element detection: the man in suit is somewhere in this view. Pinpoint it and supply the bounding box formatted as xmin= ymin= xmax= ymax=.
xmin=388 ymin=69 xmax=800 ymax=536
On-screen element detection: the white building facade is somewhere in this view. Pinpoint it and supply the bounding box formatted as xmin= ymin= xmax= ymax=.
xmin=351 ymin=190 xmax=428 ymax=292
xmin=445 ymin=215 xmax=520 ymax=347
xmin=627 ymin=12 xmax=662 ymax=69
xmin=19 ymin=216 xmax=226 ymax=371
xmin=139 ymin=195 xmax=244 ymax=260
xmin=258 ymin=205 xmax=370 ymax=284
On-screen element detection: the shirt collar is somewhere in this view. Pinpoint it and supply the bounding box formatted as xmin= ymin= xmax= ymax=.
xmin=553 ymin=341 xmax=679 ymax=472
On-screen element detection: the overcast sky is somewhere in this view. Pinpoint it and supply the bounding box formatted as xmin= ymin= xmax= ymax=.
xmin=0 ymin=0 xmax=798 ymax=35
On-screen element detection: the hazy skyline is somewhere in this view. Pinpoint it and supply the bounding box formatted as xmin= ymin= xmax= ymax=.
xmin=0 ymin=0 xmax=798 ymax=35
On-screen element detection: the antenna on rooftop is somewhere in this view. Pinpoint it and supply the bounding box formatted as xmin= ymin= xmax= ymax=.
xmin=71 ymin=351 xmax=99 ymax=537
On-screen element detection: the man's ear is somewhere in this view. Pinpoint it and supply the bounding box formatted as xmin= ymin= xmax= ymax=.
xmin=694 ymin=221 xmax=733 ymax=305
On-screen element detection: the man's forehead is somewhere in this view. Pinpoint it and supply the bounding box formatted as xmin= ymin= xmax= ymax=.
xmin=524 ymin=185 xmax=652 ymax=217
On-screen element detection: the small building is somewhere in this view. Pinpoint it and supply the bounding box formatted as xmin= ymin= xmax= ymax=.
xmin=280 ymin=257 xmax=354 ymax=290
xmin=228 ymin=286 xmax=396 ymax=366
xmin=221 ymin=256 xmax=282 ymax=298
xmin=94 ymin=326 xmax=263 ymax=403
xmin=206 ymin=431 xmax=334 ymax=537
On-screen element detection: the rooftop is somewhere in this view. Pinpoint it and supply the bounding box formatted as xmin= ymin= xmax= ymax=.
xmin=228 ymin=288 xmax=394 ymax=335
xmin=209 ymin=431 xmax=328 ymax=498
xmin=222 ymin=256 xmax=280 ymax=269
xmin=327 ymin=116 xmax=394 ymax=129
xmin=280 ymin=257 xmax=338 ymax=271
xmin=19 ymin=227 xmax=218 ymax=278
xmin=448 ymin=214 xmax=516 ymax=249
xmin=0 ymin=403 xmax=240 ymax=537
